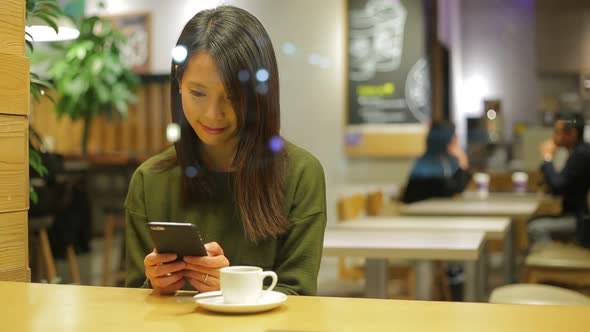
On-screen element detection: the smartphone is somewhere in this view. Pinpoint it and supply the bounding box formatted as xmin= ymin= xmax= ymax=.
xmin=147 ymin=222 xmax=208 ymax=259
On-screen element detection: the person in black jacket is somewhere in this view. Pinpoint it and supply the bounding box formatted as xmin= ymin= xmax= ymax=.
xmin=402 ymin=122 xmax=471 ymax=204
xmin=529 ymin=112 xmax=590 ymax=246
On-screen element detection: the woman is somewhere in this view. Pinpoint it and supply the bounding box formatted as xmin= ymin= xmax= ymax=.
xmin=124 ymin=6 xmax=327 ymax=296
xmin=401 ymin=122 xmax=471 ymax=204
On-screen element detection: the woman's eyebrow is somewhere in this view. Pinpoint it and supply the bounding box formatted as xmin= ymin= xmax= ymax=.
xmin=187 ymin=81 xmax=208 ymax=89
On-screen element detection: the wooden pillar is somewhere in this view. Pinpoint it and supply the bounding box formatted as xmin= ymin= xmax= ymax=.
xmin=0 ymin=0 xmax=30 ymax=282
xmin=426 ymin=0 xmax=443 ymax=123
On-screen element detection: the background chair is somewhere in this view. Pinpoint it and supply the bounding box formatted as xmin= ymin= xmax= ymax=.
xmin=490 ymin=283 xmax=590 ymax=306
xmin=524 ymin=242 xmax=590 ymax=295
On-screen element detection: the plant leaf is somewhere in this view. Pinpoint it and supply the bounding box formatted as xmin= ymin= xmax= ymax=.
xmin=35 ymin=13 xmax=59 ymax=33
xmin=30 ymin=186 xmax=38 ymax=205
xmin=36 ymin=2 xmax=63 ymax=16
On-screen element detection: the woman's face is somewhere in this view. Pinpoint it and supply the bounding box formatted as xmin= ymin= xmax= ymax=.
xmin=179 ymin=52 xmax=238 ymax=150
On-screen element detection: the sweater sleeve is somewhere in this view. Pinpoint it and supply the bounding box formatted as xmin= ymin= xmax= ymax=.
xmin=273 ymin=156 xmax=327 ymax=296
xmin=124 ymin=169 xmax=153 ymax=288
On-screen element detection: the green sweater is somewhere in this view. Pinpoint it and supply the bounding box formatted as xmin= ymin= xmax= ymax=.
xmin=124 ymin=142 xmax=327 ymax=295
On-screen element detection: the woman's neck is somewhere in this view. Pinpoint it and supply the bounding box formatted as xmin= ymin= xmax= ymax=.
xmin=200 ymin=142 xmax=237 ymax=172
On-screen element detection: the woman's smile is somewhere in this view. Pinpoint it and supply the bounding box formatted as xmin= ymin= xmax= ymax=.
xmin=198 ymin=121 xmax=227 ymax=135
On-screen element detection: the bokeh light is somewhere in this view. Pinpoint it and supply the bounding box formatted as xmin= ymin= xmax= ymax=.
xmin=185 ymin=166 xmax=198 ymax=178
xmin=487 ymin=109 xmax=497 ymax=120
xmin=256 ymin=68 xmax=269 ymax=82
xmin=172 ymin=45 xmax=188 ymax=63
xmin=256 ymin=83 xmax=269 ymax=95
xmin=269 ymin=136 xmax=284 ymax=152
xmin=308 ymin=53 xmax=322 ymax=65
xmin=166 ymin=123 xmax=181 ymax=143
xmin=282 ymin=42 xmax=297 ymax=55
xmin=238 ymin=69 xmax=250 ymax=82
xmin=345 ymin=132 xmax=362 ymax=146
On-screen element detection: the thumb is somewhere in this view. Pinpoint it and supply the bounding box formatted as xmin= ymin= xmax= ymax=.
xmin=204 ymin=241 xmax=224 ymax=256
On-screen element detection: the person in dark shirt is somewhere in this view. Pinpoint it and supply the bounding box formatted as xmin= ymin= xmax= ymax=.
xmin=402 ymin=122 xmax=471 ymax=204
xmin=529 ymin=112 xmax=590 ymax=246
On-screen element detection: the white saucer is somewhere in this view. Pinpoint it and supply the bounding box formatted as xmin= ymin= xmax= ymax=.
xmin=195 ymin=291 xmax=287 ymax=314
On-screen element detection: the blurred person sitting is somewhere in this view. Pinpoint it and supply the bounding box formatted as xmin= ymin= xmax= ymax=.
xmin=401 ymin=121 xmax=471 ymax=204
xmin=529 ymin=112 xmax=590 ymax=247
xmin=401 ymin=121 xmax=472 ymax=300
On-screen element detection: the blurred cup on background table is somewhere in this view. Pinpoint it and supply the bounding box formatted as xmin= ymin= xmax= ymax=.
xmin=512 ymin=171 xmax=529 ymax=194
xmin=474 ymin=172 xmax=490 ymax=199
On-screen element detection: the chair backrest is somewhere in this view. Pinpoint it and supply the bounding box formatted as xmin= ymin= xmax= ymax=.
xmin=489 ymin=283 xmax=590 ymax=306
xmin=366 ymin=191 xmax=383 ymax=216
xmin=337 ymin=194 xmax=366 ymax=222
xmin=526 ymin=242 xmax=590 ymax=269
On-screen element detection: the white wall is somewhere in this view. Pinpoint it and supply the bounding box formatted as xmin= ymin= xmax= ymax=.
xmin=86 ymin=0 xmax=413 ymax=222
xmin=440 ymin=0 xmax=538 ymax=143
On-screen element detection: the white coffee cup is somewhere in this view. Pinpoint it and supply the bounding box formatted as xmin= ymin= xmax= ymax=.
xmin=220 ymin=266 xmax=278 ymax=305
xmin=512 ymin=171 xmax=529 ymax=194
xmin=474 ymin=172 xmax=490 ymax=198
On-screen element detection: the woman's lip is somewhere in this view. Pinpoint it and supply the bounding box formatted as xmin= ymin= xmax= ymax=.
xmin=199 ymin=122 xmax=227 ymax=134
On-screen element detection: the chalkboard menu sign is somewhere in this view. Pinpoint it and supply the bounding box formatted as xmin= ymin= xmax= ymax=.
xmin=346 ymin=0 xmax=430 ymax=157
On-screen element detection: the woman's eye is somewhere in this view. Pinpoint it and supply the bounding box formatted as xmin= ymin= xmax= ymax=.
xmin=190 ymin=90 xmax=206 ymax=97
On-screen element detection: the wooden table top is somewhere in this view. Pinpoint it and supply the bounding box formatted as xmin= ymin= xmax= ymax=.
xmin=399 ymin=197 xmax=540 ymax=218
xmin=461 ymin=192 xmax=545 ymax=201
xmin=2 ymin=282 xmax=588 ymax=332
xmin=336 ymin=216 xmax=510 ymax=240
xmin=323 ymin=229 xmax=485 ymax=260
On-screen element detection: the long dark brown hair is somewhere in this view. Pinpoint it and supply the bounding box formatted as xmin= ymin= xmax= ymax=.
xmin=157 ymin=6 xmax=288 ymax=242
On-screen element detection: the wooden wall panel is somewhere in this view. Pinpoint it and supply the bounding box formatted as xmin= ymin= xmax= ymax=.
xmin=0 ymin=211 xmax=27 ymax=273
xmin=120 ymin=110 xmax=132 ymax=155
xmin=163 ymin=83 xmax=172 ymax=127
xmin=135 ymin=88 xmax=148 ymax=154
xmin=103 ymin=116 xmax=117 ymax=153
xmin=149 ymin=83 xmax=164 ymax=154
xmin=31 ymin=80 xmax=172 ymax=159
xmin=31 ymin=93 xmax=83 ymax=155
xmin=0 ymin=115 xmax=27 ymax=213
xmin=88 ymin=117 xmax=104 ymax=155
xmin=0 ymin=0 xmax=25 ymax=56
xmin=0 ymin=0 xmax=28 ymax=283
xmin=0 ymin=54 xmax=28 ymax=116
xmin=0 ymin=267 xmax=28 ymax=282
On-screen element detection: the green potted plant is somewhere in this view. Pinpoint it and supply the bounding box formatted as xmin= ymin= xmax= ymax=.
xmin=26 ymin=0 xmax=62 ymax=204
xmin=48 ymin=14 xmax=140 ymax=154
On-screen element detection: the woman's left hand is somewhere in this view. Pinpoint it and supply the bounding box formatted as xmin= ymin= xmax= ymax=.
xmin=183 ymin=242 xmax=230 ymax=293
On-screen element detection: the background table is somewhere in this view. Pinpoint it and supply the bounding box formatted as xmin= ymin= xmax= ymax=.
xmin=323 ymin=230 xmax=487 ymax=301
xmin=336 ymin=216 xmax=514 ymax=283
xmin=399 ymin=197 xmax=540 ymax=218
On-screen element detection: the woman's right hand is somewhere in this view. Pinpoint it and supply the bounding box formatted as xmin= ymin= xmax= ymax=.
xmin=144 ymin=249 xmax=186 ymax=294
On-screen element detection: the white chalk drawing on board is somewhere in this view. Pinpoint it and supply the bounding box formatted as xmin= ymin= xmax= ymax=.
xmin=405 ymin=58 xmax=430 ymax=123
xmin=349 ymin=0 xmax=407 ymax=81
xmin=121 ymin=28 xmax=149 ymax=69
